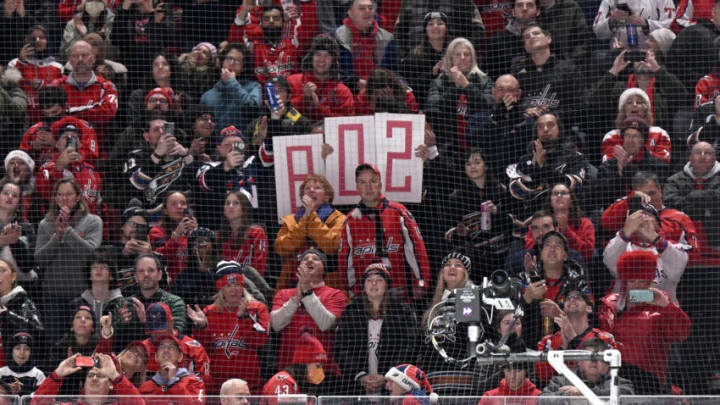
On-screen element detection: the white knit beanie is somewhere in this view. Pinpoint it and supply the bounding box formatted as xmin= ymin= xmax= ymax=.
xmin=648 ymin=28 xmax=676 ymax=55
xmin=4 ymin=150 xmax=35 ymax=173
xmin=618 ymin=88 xmax=651 ymax=112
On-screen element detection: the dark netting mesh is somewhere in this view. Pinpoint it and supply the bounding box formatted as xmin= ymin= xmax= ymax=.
xmin=0 ymin=0 xmax=718 ymax=401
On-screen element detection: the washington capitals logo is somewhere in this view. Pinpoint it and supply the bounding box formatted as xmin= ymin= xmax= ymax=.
xmin=214 ymin=324 xmax=248 ymax=358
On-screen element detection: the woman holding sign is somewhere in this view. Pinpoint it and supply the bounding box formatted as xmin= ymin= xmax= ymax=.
xmin=426 ymin=37 xmax=493 ymax=159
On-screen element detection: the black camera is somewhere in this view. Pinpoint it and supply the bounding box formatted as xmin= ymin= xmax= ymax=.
xmin=455 ymin=270 xmax=519 ymax=324
xmin=625 ymin=50 xmax=645 ymax=62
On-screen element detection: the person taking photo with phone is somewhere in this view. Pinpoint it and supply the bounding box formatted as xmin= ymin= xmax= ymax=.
xmin=598 ymin=250 xmax=690 ymax=395
xmin=32 ymin=352 xmax=143 ymax=402
xmin=124 ymin=116 xmax=194 ymax=217
xmin=195 ymin=126 xmax=261 ymax=230
xmin=35 ymin=122 xmax=103 ymax=215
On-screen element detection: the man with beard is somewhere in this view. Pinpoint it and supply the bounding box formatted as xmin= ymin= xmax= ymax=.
xmin=228 ymin=4 xmax=300 ymax=85
xmin=123 ymin=254 xmax=187 ymax=335
xmin=49 ymin=40 xmax=118 ymax=154
xmin=507 ymin=113 xmax=589 ymax=228
xmin=589 ymin=48 xmax=686 ymax=135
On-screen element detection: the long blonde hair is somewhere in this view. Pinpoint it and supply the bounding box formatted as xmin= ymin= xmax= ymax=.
xmin=615 ymin=90 xmax=654 ymax=127
xmin=442 ymin=37 xmax=486 ymax=78
xmin=212 ymin=287 xmax=257 ymax=308
xmin=421 ymin=264 xmax=471 ymax=328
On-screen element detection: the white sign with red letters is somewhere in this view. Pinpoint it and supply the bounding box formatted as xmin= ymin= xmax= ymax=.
xmin=373 ymin=113 xmax=425 ymax=203
xmin=324 ymin=114 xmax=424 ymax=205
xmin=273 ymin=114 xmax=425 ymax=219
xmin=272 ymin=133 xmax=325 ymax=220
xmin=324 ymin=115 xmax=377 ymax=206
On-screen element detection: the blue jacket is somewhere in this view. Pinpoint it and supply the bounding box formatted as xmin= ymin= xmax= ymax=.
xmin=200 ymin=78 xmax=262 ymax=133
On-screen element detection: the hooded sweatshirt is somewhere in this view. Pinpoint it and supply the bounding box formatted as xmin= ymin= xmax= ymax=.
xmin=478 ymin=378 xmax=541 ymax=404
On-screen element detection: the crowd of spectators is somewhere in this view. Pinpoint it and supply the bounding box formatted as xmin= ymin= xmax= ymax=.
xmin=2 ymin=0 xmax=720 ymax=401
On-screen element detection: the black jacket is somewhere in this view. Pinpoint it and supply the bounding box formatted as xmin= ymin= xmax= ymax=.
xmin=0 ymin=286 xmax=43 ymax=343
xmin=426 ymin=72 xmax=494 ymax=159
xmin=516 ymin=258 xmax=590 ymax=347
xmin=668 ymin=19 xmax=720 ymax=93
xmin=511 ymin=55 xmax=582 ymax=122
xmin=333 ymin=296 xmax=420 ymax=395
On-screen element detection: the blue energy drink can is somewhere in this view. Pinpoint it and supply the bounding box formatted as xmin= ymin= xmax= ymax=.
xmin=265 ymin=83 xmax=279 ymax=111
xmin=626 ymin=23 xmax=638 ymax=47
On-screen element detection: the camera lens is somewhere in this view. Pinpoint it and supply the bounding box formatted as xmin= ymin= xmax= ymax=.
xmin=490 ymin=270 xmax=510 ymax=294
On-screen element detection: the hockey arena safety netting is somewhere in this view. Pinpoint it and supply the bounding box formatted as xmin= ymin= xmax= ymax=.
xmin=1 ymin=0 xmax=720 ymax=401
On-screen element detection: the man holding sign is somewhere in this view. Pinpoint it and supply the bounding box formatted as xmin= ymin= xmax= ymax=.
xmin=338 ymin=163 xmax=430 ymax=301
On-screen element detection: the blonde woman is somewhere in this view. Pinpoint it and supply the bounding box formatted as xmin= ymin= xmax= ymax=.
xmin=426 ymin=37 xmax=493 ymax=156
xmin=420 ymin=251 xmax=479 ymax=396
xmin=187 ymin=260 xmax=269 ymax=394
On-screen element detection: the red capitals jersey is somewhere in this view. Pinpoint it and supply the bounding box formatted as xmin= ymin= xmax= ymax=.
xmin=600 ymin=193 xmax=698 ymax=250
xmin=262 ymin=371 xmax=299 ymax=396
xmin=475 ymin=0 xmax=513 ymax=35
xmin=220 ymin=225 xmax=268 ymax=275
xmin=50 ymin=74 xmax=118 ymax=126
xmin=20 ymin=116 xmax=99 ymax=167
xmin=287 ymin=72 xmax=355 ymax=121
xmin=50 ymin=74 xmax=118 ymax=153
xmin=8 ymin=58 xmax=64 ymax=122
xmin=228 ymin=13 xmax=300 ymax=85
xmin=227 ymin=0 xmax=318 ymax=54
xmin=192 ymin=302 xmax=269 ymax=393
xmin=144 ymin=333 xmax=212 ymax=387
xmin=338 ymin=197 xmax=430 ymax=298
xmin=35 ymin=158 xmax=102 ymax=214
xmin=601 ymin=126 xmax=672 ymax=164
xmin=695 ymin=72 xmax=720 ymax=108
